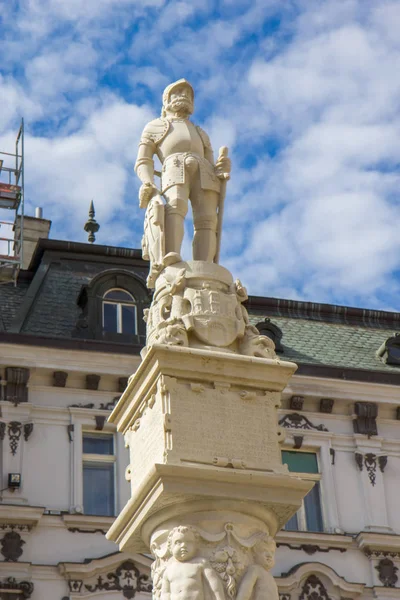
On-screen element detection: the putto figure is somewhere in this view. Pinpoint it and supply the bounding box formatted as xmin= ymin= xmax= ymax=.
xmin=236 ymin=537 xmax=279 ymax=600
xmin=135 ymin=79 xmax=231 ymax=286
xmin=161 ymin=526 xmax=226 ymax=600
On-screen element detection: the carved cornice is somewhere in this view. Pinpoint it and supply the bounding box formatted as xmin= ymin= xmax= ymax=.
xmin=357 ymin=532 xmax=400 ymax=556
xmin=279 ymin=413 xmax=329 ymax=432
xmin=276 ymin=531 xmax=353 ymax=552
xmin=364 ymin=548 xmax=400 ymax=559
xmin=277 ymin=542 xmax=347 ymax=555
xmin=0 ymin=524 xmax=31 ymax=533
xmin=0 ymin=505 xmax=44 ymax=528
xmin=62 ymin=513 xmax=114 ymax=533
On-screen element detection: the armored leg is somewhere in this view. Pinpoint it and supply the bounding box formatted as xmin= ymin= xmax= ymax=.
xmin=163 ymin=184 xmax=189 ymax=257
xmin=191 ymin=189 xmax=219 ymax=262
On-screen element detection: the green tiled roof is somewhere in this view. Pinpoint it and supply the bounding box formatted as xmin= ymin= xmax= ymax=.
xmin=248 ymin=313 xmax=399 ymax=373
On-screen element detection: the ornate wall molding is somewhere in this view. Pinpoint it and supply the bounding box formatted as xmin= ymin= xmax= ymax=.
xmin=68 ymin=526 xmax=108 ymax=534
xmin=353 ymin=402 xmax=378 ymax=437
xmin=376 ymin=558 xmax=398 ymax=588
xmin=84 ymin=560 xmax=152 ymax=599
xmin=0 ymin=524 xmax=31 ymax=533
xmin=8 ymin=421 xmax=22 ymax=455
xmin=320 ymin=398 xmax=334 ymax=414
xmin=277 ymin=563 xmax=365 ymax=600
xmin=53 ymin=371 xmax=68 ymax=387
xmin=277 ymin=543 xmax=346 ymax=555
xmin=290 ymin=396 xmax=304 ymax=410
xmin=86 ymin=373 xmax=101 ymax=390
xmin=6 ymin=422 xmax=34 ymax=455
xmin=5 ymin=367 xmax=30 ymax=404
xmin=355 ymin=453 xmax=388 ymax=486
xmin=69 ymin=396 xmax=119 ymax=411
xmin=68 ymin=580 xmax=83 ymax=593
xmin=0 ymin=577 xmax=33 ymax=598
xmin=300 ymin=575 xmax=331 ymax=600
xmin=0 ymin=530 xmax=25 ymax=561
xmin=364 ymin=548 xmax=400 ymax=559
xmin=279 ymin=413 xmax=329 ymax=432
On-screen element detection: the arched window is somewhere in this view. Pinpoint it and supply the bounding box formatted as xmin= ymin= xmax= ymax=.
xmin=102 ymin=288 xmax=137 ymax=334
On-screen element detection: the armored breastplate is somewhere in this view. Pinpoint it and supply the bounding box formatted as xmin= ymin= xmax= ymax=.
xmin=158 ymin=120 xmax=204 ymax=161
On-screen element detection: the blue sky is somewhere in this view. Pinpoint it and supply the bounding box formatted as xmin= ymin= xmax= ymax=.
xmin=1 ymin=0 xmax=400 ymax=310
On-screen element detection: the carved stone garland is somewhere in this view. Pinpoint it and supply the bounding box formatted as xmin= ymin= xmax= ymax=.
xmin=84 ymin=560 xmax=152 ymax=599
xmin=299 ymin=575 xmax=331 ymax=600
xmin=376 ymin=558 xmax=399 ymax=588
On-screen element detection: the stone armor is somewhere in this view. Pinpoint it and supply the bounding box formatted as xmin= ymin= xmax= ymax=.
xmin=136 ymin=117 xmax=220 ymax=194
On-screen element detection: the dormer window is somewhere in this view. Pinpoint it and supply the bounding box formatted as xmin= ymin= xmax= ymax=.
xmin=74 ymin=269 xmax=150 ymax=346
xmin=377 ymin=333 xmax=400 ymax=366
xmin=102 ymin=289 xmax=137 ymax=334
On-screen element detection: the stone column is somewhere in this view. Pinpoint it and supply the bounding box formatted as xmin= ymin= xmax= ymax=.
xmin=107 ymin=262 xmax=313 ymax=600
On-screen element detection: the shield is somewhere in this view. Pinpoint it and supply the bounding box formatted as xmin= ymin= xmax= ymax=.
xmin=182 ymin=287 xmax=245 ymax=347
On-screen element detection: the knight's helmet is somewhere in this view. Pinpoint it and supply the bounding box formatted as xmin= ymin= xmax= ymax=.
xmin=161 ymin=79 xmax=194 ymax=117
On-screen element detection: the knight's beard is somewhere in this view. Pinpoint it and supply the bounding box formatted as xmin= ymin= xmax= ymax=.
xmin=165 ymin=98 xmax=193 ymax=118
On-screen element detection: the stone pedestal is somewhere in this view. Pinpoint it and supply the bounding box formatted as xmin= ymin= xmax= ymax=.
xmin=107 ymin=338 xmax=313 ymax=600
xmin=107 ymin=261 xmax=313 ymax=600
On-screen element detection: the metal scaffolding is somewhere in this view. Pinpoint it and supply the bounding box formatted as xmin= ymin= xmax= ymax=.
xmin=0 ymin=119 xmax=24 ymax=284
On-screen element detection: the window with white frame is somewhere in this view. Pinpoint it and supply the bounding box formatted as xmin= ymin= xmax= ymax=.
xmin=102 ymin=288 xmax=137 ymax=334
xmin=82 ymin=432 xmax=116 ymax=516
xmin=282 ymin=450 xmax=323 ymax=532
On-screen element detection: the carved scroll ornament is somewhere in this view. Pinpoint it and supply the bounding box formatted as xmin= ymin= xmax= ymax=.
xmin=299 ymin=575 xmax=331 ymax=600
xmin=354 ymin=453 xmax=388 ymax=486
xmin=376 ymin=558 xmax=398 ymax=588
xmin=0 ymin=577 xmax=33 ymax=599
xmin=85 ymin=560 xmax=152 ymax=599
xmin=279 ymin=413 xmax=328 ymax=432
xmin=0 ymin=530 xmax=25 ymax=561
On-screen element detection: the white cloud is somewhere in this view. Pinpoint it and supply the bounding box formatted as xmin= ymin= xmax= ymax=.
xmin=1 ymin=0 xmax=400 ymax=309
xmin=0 ymin=98 xmax=154 ymax=244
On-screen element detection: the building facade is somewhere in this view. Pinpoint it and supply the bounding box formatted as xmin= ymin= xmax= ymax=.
xmin=0 ymin=216 xmax=399 ymax=600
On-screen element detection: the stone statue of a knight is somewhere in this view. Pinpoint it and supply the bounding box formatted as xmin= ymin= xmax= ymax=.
xmin=135 ymin=79 xmax=277 ymax=359
xmin=135 ymin=78 xmax=231 ymax=286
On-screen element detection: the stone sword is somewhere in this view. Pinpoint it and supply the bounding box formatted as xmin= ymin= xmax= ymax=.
xmin=215 ymin=146 xmax=230 ymax=264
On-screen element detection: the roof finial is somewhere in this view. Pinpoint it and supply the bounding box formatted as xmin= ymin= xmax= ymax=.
xmin=84 ymin=200 xmax=100 ymax=243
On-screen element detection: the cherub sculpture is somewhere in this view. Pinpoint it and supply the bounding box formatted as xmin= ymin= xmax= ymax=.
xmin=236 ymin=537 xmax=279 ymax=600
xmin=161 ymin=526 xmax=226 ymax=600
